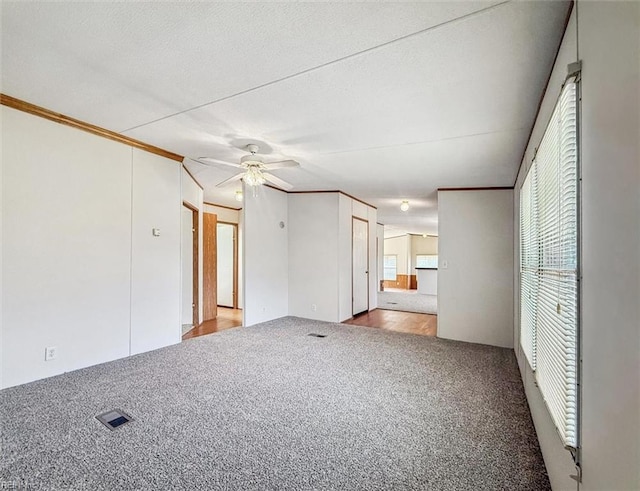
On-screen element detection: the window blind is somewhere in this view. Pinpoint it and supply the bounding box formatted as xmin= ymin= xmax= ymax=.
xmin=416 ymin=255 xmax=438 ymax=268
xmin=520 ymin=166 xmax=538 ymax=370
xmin=519 ymin=81 xmax=578 ymax=448
xmin=383 ymin=255 xmax=397 ymax=281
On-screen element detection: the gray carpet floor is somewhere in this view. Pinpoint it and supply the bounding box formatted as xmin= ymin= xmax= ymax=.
xmin=378 ymin=291 xmax=438 ymax=314
xmin=1 ymin=317 xmax=549 ymax=490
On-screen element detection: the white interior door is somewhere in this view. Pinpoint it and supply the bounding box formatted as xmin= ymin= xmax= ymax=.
xmin=352 ymin=217 xmax=369 ymax=316
xmin=217 ymin=223 xmax=234 ymax=307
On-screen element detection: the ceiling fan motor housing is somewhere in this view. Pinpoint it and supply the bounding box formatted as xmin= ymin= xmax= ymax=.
xmin=245 ymin=143 xmax=260 ymax=154
xmin=240 ymin=154 xmax=264 ymax=167
xmin=241 ymin=145 xmax=264 ymax=167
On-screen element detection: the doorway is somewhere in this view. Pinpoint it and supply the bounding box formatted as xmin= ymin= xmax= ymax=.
xmin=183 ymin=211 xmax=242 ymax=341
xmin=378 ymin=230 xmax=438 ymax=317
xmin=216 ymin=222 xmax=238 ymax=309
xmin=181 ymin=202 xmax=199 ymax=335
xmin=352 ymin=216 xmax=369 ymax=316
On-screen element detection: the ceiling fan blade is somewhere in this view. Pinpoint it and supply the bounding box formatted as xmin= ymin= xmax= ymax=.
xmin=196 ymin=157 xmax=242 ymax=169
xmin=216 ymin=172 xmax=244 ymax=187
xmin=263 ymin=172 xmax=294 ymax=191
xmin=263 ymin=160 xmax=300 ymax=170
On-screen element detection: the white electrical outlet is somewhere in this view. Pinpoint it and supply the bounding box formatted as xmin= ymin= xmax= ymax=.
xmin=45 ymin=346 xmax=57 ymax=361
xmin=312 ymin=304 xmax=317 ymax=312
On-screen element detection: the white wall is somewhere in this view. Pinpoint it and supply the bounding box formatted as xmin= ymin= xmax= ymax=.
xmin=237 ymin=210 xmax=243 ymax=310
xmin=578 ymin=3 xmax=639 ymax=489
xmin=383 ymin=235 xmax=409 ymax=275
xmin=203 ymin=203 xmax=240 ymax=223
xmin=514 ymin=4 xmax=640 ymax=489
xmin=286 ymin=192 xmax=376 ymax=323
xmin=438 ymin=189 xmax=514 ymax=348
xmin=2 ymin=107 xmax=132 ymax=388
xmin=181 ymin=207 xmax=193 ymax=324
xmin=1 ymin=107 xmax=183 ymax=388
xmin=410 ymin=235 xmax=438 ymax=274
xmin=338 ymin=193 xmax=352 ymax=321
xmin=130 ymin=149 xmax=181 ymax=354
xmin=0 ymin=104 xmax=3 ymax=389
xmin=288 ymin=193 xmax=340 ymax=322
xmin=367 ymin=206 xmax=378 ymax=309
xmin=243 ymin=184 xmax=288 ymax=326
xmin=376 ymin=224 xmax=384 ymax=292
xmin=181 ymin=168 xmax=203 ymax=323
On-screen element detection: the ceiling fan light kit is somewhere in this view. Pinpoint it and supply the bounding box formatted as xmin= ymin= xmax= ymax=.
xmin=243 ymin=166 xmax=267 ymax=187
xmin=195 ymin=144 xmax=300 ymax=191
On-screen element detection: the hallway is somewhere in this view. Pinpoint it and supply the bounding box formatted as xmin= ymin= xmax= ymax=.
xmin=182 ymin=307 xmax=242 ymax=340
xmin=344 ymin=309 xmax=437 ymax=337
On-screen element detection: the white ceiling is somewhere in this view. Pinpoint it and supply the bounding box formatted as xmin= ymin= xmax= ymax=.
xmin=2 ymin=1 xmax=570 ymax=235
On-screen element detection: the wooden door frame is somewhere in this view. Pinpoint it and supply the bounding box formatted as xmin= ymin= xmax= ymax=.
xmin=217 ymin=221 xmax=239 ymax=309
xmin=202 ymin=212 xmax=218 ymax=321
xmin=183 ymin=201 xmax=199 ymax=327
xmin=352 ymin=216 xmax=370 ymax=317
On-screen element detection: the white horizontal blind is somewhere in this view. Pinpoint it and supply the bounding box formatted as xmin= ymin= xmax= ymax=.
xmin=520 ymin=166 xmax=538 ymax=369
xmin=519 ymin=82 xmax=578 ymax=447
xmin=383 ymin=255 xmax=397 ymax=280
xmin=416 ymin=255 xmax=438 ymax=268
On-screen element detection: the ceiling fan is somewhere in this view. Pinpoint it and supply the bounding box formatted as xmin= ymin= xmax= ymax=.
xmin=195 ymin=144 xmax=299 ymax=191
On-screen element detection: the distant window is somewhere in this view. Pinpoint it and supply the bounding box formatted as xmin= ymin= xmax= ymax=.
xmin=383 ymin=255 xmax=397 ymax=280
xmin=416 ymin=255 xmax=438 ymax=268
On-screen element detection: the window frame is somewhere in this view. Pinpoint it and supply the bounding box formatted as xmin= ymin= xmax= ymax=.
xmin=415 ymin=254 xmax=438 ymax=268
xmin=518 ymin=77 xmax=581 ymax=451
xmin=383 ymin=254 xmax=397 ymax=281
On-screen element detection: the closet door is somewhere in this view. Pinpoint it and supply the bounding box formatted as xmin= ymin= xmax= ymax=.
xmin=352 ymin=217 xmax=369 ymax=316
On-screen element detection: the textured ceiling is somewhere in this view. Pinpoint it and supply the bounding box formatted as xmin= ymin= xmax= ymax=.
xmin=2 ymin=1 xmax=570 ymax=235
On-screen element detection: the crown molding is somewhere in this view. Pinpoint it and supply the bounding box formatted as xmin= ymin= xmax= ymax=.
xmin=1 ymin=93 xmax=183 ymax=163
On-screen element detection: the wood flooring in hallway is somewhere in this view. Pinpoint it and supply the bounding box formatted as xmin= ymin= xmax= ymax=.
xmin=343 ymin=308 xmax=437 ymax=337
xmin=182 ymin=307 xmax=242 ymax=340
xmin=184 ymin=307 xmax=435 ymax=340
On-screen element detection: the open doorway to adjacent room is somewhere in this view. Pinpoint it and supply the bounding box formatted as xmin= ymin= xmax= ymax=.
xmin=379 ymin=231 xmax=438 ymax=314
xmin=183 ymin=206 xmax=243 ymax=340
xmin=216 ymin=222 xmax=238 ymax=309
xmin=181 ymin=202 xmax=199 ymax=336
xmin=348 ymin=225 xmax=438 ymax=337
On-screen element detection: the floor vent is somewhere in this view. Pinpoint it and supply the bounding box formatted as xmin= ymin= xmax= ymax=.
xmin=96 ymin=409 xmax=133 ymax=430
xmin=308 ymin=333 xmax=327 ymax=338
